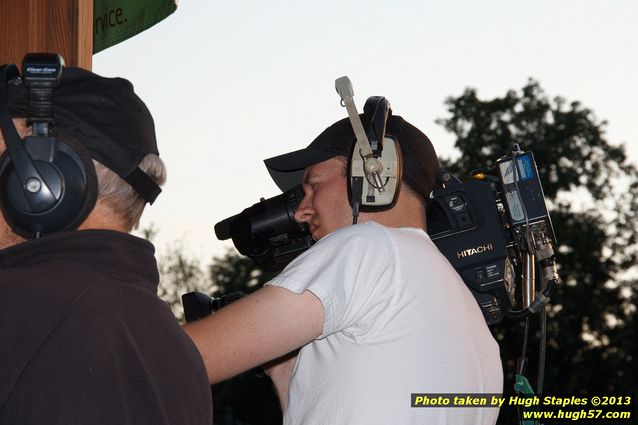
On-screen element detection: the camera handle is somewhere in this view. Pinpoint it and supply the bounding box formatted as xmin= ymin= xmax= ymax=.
xmin=181 ymin=291 xmax=245 ymax=323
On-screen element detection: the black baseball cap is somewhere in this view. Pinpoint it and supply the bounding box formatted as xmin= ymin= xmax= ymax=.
xmin=264 ymin=114 xmax=439 ymax=201
xmin=7 ymin=67 xmax=161 ymax=203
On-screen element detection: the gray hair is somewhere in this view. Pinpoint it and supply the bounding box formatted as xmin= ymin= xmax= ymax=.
xmin=93 ymin=154 xmax=166 ymax=231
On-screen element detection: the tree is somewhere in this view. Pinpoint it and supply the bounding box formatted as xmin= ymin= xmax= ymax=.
xmin=136 ymin=223 xmax=216 ymax=322
xmin=436 ymin=80 xmax=637 ymax=421
xmin=157 ymin=240 xmax=214 ymax=322
xmin=209 ymin=248 xmax=278 ymax=298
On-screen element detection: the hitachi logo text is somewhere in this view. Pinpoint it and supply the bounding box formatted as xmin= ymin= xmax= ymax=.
xmin=457 ymin=243 xmax=494 ymax=259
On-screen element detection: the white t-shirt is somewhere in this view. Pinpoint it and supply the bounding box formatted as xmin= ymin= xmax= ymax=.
xmin=267 ymin=221 xmax=503 ymax=425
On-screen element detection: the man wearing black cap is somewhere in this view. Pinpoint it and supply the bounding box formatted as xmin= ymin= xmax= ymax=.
xmin=0 ymin=63 xmax=211 ymax=424
xmin=186 ymin=112 xmax=502 ymax=424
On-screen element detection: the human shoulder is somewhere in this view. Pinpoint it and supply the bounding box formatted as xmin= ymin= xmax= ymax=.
xmin=278 ymin=222 xmax=396 ymax=281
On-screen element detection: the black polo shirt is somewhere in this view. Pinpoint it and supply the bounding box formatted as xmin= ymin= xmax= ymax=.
xmin=0 ymin=230 xmax=212 ymax=424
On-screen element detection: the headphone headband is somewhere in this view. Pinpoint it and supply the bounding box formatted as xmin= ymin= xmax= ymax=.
xmin=0 ymin=65 xmax=24 ymax=155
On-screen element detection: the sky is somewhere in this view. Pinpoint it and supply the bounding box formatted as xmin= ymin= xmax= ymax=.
xmin=92 ymin=0 xmax=638 ymax=262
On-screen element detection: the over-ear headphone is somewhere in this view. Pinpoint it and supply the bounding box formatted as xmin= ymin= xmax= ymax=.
xmin=346 ymin=95 xmax=403 ymax=216
xmin=0 ymin=53 xmax=97 ymax=238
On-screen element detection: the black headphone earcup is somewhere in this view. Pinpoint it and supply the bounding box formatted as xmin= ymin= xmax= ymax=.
xmin=0 ymin=135 xmax=97 ymax=237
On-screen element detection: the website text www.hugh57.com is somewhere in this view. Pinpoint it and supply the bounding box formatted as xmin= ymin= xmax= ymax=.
xmin=523 ymin=408 xmax=631 ymax=421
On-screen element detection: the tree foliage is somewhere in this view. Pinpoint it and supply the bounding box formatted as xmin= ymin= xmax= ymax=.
xmin=436 ymin=80 xmax=637 ymax=401
xmin=157 ymin=241 xmax=213 ymax=322
xmin=139 ymin=224 xmax=216 ymax=322
xmin=209 ymin=248 xmax=278 ymax=298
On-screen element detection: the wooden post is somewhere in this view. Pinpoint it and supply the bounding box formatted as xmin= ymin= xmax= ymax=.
xmin=0 ymin=0 xmax=93 ymax=70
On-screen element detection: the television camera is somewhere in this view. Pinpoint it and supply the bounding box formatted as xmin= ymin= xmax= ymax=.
xmin=188 ymin=146 xmax=558 ymax=328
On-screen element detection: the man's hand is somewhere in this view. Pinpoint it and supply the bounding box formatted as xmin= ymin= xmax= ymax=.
xmin=183 ymin=285 xmax=323 ymax=384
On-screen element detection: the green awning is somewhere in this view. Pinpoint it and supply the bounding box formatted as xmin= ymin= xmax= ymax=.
xmin=93 ymin=0 xmax=177 ymax=54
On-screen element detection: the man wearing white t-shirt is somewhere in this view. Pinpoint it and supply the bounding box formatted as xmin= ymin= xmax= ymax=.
xmin=186 ymin=114 xmax=503 ymax=424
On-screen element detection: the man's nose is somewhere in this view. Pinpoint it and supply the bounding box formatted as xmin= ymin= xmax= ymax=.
xmin=294 ymin=194 xmax=313 ymax=223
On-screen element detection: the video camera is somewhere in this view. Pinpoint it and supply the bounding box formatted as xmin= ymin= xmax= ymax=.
xmin=212 ymin=145 xmax=558 ymax=326
xmin=194 ymin=77 xmax=558 ymax=326
xmin=426 ymin=147 xmax=557 ymax=324
xmin=213 ymin=184 xmax=314 ymax=273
